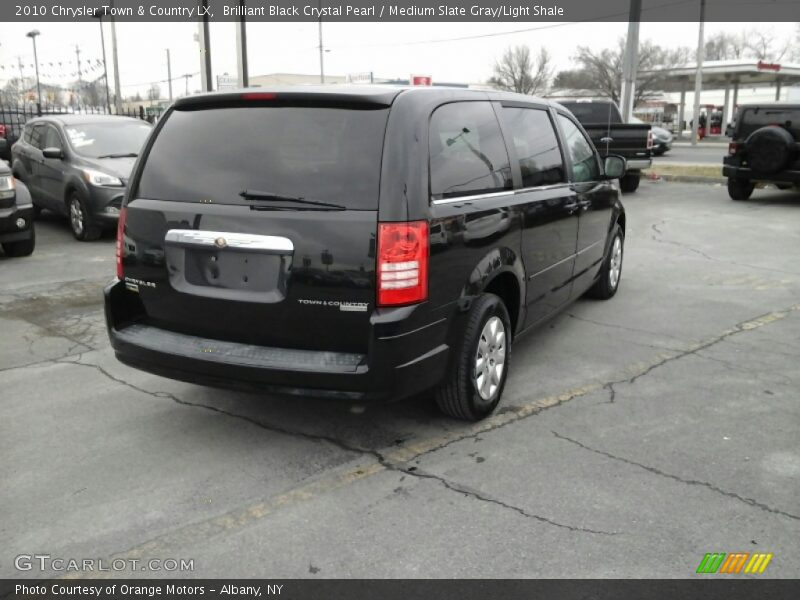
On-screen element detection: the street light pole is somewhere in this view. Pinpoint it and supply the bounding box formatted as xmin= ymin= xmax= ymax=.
xmin=691 ymin=0 xmax=706 ymax=146
xmin=26 ymin=30 xmax=42 ymax=114
xmin=94 ymin=10 xmax=112 ymax=113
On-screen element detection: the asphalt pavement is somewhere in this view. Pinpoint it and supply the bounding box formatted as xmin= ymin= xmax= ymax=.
xmin=1 ymin=183 xmax=799 ymax=578
xmin=656 ymin=141 xmax=727 ymax=166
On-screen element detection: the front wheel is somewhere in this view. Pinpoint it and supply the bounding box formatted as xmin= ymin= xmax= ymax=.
xmin=586 ymin=225 xmax=624 ymax=300
xmin=436 ymin=293 xmax=511 ymax=421
xmin=68 ymin=192 xmax=102 ymax=241
xmin=620 ymin=172 xmax=641 ymax=193
xmin=727 ymin=178 xmax=754 ymax=201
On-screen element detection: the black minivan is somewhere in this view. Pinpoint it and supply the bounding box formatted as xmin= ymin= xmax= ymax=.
xmin=105 ymin=87 xmax=627 ymax=421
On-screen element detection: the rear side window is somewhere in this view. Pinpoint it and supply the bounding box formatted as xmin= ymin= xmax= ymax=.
xmin=501 ymin=107 xmax=565 ymax=188
xmin=137 ymin=105 xmax=389 ymax=210
xmin=557 ymin=115 xmax=600 ymax=183
xmin=559 ymin=102 xmax=621 ymax=124
xmin=429 ymin=102 xmax=512 ymax=200
xmin=739 ymin=107 xmax=799 ymax=138
xmin=29 ymin=125 xmax=45 ymax=149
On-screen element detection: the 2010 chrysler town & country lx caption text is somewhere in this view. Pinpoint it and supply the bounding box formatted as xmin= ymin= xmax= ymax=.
xmin=104 ymin=86 xmax=627 ymax=421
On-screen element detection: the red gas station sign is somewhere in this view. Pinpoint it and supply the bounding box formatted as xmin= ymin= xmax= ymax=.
xmin=757 ymin=61 xmax=781 ymax=72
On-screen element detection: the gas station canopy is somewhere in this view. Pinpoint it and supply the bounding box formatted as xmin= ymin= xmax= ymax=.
xmin=642 ymin=60 xmax=800 ymax=92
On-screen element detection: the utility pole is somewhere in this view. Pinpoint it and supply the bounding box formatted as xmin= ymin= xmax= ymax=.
xmin=236 ymin=0 xmax=249 ymax=87
xmin=94 ymin=10 xmax=112 ymax=113
xmin=75 ymin=44 xmax=82 ymax=84
xmin=691 ymin=0 xmax=706 ymax=146
xmin=166 ymin=49 xmax=173 ymax=101
xmin=619 ymin=0 xmax=641 ymax=123
xmin=74 ymin=44 xmax=82 ymax=107
xmin=197 ymin=0 xmax=213 ymax=92
xmin=182 ymin=73 xmax=192 ymax=96
xmin=110 ymin=1 xmax=122 ymax=112
xmin=317 ymin=0 xmax=325 ymax=84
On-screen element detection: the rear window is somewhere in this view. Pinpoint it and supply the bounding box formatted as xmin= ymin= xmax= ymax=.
xmin=136 ymin=105 xmax=389 ymax=210
xmin=738 ymin=107 xmax=799 ymax=138
xmin=559 ymin=102 xmax=621 ymax=124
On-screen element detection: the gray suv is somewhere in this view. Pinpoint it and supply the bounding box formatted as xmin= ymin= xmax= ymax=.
xmin=11 ymin=115 xmax=152 ymax=240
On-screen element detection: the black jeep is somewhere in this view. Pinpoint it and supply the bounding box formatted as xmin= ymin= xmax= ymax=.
xmin=723 ymin=103 xmax=800 ymax=200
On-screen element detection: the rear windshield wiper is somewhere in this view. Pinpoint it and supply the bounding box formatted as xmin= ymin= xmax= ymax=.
xmin=239 ymin=189 xmax=346 ymax=211
xmin=97 ymin=152 xmax=138 ymax=158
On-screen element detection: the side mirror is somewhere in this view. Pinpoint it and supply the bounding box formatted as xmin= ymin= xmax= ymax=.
xmin=603 ymin=155 xmax=626 ymax=179
xmin=42 ymin=147 xmax=63 ymax=159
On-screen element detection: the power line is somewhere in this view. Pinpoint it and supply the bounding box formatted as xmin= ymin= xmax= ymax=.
xmin=328 ymin=0 xmax=697 ymax=49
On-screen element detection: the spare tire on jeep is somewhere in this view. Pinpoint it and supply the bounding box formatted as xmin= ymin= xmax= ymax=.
xmin=745 ymin=126 xmax=795 ymax=173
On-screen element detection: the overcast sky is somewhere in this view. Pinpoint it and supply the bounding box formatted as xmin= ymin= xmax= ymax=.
xmin=0 ymin=21 xmax=796 ymax=98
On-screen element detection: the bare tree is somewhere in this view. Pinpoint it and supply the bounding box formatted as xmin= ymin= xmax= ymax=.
xmin=746 ymin=28 xmax=791 ymax=62
xmin=553 ymin=38 xmax=690 ymax=106
xmin=488 ymin=46 xmax=552 ymax=95
xmin=705 ymin=31 xmax=749 ymax=61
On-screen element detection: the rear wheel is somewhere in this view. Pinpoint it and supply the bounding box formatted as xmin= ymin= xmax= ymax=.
xmin=728 ymin=178 xmax=754 ymax=201
xmin=2 ymin=228 xmax=35 ymax=257
xmin=620 ymin=172 xmax=640 ymax=193
xmin=68 ymin=192 xmax=102 ymax=241
xmin=436 ymin=293 xmax=511 ymax=421
xmin=586 ymin=225 xmax=624 ymax=300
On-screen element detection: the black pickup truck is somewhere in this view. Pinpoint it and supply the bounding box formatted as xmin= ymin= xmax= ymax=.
xmin=558 ymin=99 xmax=652 ymax=193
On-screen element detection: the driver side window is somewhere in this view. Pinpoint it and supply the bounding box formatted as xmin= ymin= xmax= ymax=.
xmin=42 ymin=125 xmax=63 ymax=151
xmin=557 ymin=114 xmax=599 ymax=183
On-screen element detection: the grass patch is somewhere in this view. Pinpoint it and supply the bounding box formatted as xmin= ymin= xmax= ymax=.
xmin=643 ymin=164 xmax=723 ymax=179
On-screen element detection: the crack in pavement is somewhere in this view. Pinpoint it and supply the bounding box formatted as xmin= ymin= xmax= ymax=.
xmin=551 ymin=431 xmax=800 ymax=522
xmin=567 ymin=313 xmax=687 ymax=343
xmin=649 ymin=222 xmax=800 ymax=276
xmin=401 ymin=466 xmax=618 ymax=535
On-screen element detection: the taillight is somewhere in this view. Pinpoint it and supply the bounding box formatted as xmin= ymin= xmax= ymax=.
xmin=116 ymin=207 xmax=127 ymax=279
xmin=647 ymin=129 xmax=654 ymax=150
xmin=728 ymin=142 xmax=740 ymax=155
xmin=377 ymin=221 xmax=429 ymax=307
xmin=0 ymin=124 xmax=6 ymax=138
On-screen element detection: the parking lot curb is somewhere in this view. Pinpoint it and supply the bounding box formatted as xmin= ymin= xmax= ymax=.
xmin=644 ymin=173 xmax=727 ymax=185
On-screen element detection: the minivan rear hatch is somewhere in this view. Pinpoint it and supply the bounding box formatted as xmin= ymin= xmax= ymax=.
xmin=121 ymin=94 xmax=392 ymax=354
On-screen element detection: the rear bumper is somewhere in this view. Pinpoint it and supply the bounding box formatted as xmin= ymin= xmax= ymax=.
xmin=723 ymin=162 xmax=800 ymax=183
xmin=104 ymin=279 xmax=451 ymax=402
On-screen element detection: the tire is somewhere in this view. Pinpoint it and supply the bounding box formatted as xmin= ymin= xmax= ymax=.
xmin=728 ymin=178 xmax=754 ymax=201
xmin=586 ymin=225 xmax=624 ymax=300
xmin=436 ymin=293 xmax=511 ymax=421
xmin=2 ymin=228 xmax=35 ymax=257
xmin=620 ymin=172 xmax=640 ymax=193
xmin=68 ymin=191 xmax=102 ymax=241
xmin=745 ymin=126 xmax=794 ymax=174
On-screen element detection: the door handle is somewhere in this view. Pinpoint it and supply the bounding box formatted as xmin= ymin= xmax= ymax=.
xmin=600 ymin=137 xmax=613 ymax=143
xmin=564 ymin=202 xmax=579 ymax=214
xmin=578 ymin=200 xmax=592 ymax=211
